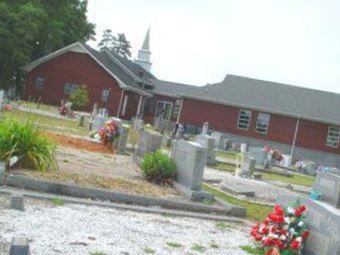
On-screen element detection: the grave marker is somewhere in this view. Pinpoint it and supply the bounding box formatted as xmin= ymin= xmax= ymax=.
xmin=313 ymin=171 xmax=340 ymax=208
xmin=135 ymin=130 xmax=162 ymax=157
xmin=201 ymin=122 xmax=209 ymax=135
xmin=195 ymin=134 xmax=216 ymax=165
xmin=276 ymin=194 xmax=340 ymax=255
xmin=9 ymin=237 xmax=30 ymax=255
xmin=172 ymin=139 xmax=212 ymax=201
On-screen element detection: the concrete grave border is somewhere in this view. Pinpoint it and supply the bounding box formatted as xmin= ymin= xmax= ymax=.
xmin=0 ymin=173 xmax=246 ymax=217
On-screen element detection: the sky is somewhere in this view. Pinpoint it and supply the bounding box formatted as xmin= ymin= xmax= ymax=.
xmin=87 ymin=0 xmax=340 ymax=93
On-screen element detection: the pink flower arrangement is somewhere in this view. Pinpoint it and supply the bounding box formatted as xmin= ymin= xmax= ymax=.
xmin=250 ymin=201 xmax=309 ymax=255
xmin=98 ymin=119 xmax=120 ymax=145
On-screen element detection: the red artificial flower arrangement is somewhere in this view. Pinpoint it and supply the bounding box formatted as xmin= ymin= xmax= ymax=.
xmin=250 ymin=200 xmax=309 ymax=255
xmin=98 ymin=119 xmax=120 ymax=145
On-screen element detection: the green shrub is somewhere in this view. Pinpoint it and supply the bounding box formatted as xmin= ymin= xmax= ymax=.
xmin=68 ymin=84 xmax=89 ymax=110
xmin=0 ymin=117 xmax=57 ymax=171
xmin=141 ymin=150 xmax=176 ymax=183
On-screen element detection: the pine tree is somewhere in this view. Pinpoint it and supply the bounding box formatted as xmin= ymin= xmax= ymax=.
xmin=98 ymin=29 xmax=116 ymax=52
xmin=113 ymin=33 xmax=132 ymax=58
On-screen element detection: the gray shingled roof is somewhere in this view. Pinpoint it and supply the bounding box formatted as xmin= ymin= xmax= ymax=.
xmin=102 ymin=46 xmax=340 ymax=125
xmin=25 ymin=42 xmax=340 ymax=125
xmin=188 ymin=75 xmax=340 ymax=125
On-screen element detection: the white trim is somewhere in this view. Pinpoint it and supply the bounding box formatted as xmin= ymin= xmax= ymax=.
xmin=122 ymin=95 xmax=129 ymax=116
xmin=326 ymin=125 xmax=340 ymax=148
xmin=77 ymin=43 xmax=127 ymax=89
xmin=237 ymin=109 xmax=252 ymax=130
xmin=154 ymin=100 xmax=173 ymax=120
xmin=290 ymin=118 xmax=300 ymax=157
xmin=23 ymin=42 xmax=128 ymax=89
xmin=255 ymin=112 xmax=270 ymax=134
xmin=177 ymin=97 xmax=184 ymax=123
xmin=116 ymin=90 xmax=124 ymax=117
xmin=136 ymin=95 xmax=143 ymax=117
xmin=105 ymin=50 xmax=142 ymax=83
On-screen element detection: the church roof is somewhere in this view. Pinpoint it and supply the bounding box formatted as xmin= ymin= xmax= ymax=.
xmin=23 ymin=42 xmax=340 ymax=125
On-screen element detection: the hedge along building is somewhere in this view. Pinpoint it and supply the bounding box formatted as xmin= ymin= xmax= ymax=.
xmin=23 ymin=30 xmax=340 ymax=166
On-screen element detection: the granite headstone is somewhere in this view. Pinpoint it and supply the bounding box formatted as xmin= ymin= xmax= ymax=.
xmin=313 ymin=171 xmax=340 ymax=208
xmin=171 ymin=139 xmax=212 ymax=201
xmin=135 ymin=130 xmax=163 ymax=157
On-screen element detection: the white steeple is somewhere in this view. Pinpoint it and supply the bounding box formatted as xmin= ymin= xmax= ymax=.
xmin=134 ymin=27 xmax=152 ymax=72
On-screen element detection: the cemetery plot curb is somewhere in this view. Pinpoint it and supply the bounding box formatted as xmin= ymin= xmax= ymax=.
xmin=1 ymin=174 xmax=245 ymax=217
xmin=0 ymin=187 xmax=245 ymax=223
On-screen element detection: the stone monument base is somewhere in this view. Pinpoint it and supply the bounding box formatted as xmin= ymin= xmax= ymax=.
xmin=173 ymin=182 xmax=213 ymax=202
xmin=220 ymin=182 xmax=255 ymax=197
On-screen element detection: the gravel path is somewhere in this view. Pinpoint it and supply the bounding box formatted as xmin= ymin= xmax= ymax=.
xmin=204 ymin=167 xmax=302 ymax=203
xmin=0 ymin=199 xmax=251 ymax=255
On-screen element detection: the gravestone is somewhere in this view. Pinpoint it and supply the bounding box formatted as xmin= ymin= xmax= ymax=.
xmin=9 ymin=237 xmax=30 ymax=255
xmin=171 ymin=139 xmax=212 ymax=201
xmin=248 ymin=146 xmax=268 ymax=165
xmin=135 ymin=130 xmax=162 ymax=157
xmin=279 ymin=154 xmax=292 ymax=168
xmin=92 ymin=108 xmax=108 ymax=131
xmin=0 ymin=90 xmax=4 ymax=112
xmin=223 ymin=139 xmax=230 ymax=150
xmin=313 ymin=171 xmax=340 ymax=208
xmin=240 ymin=143 xmax=247 ymax=153
xmin=211 ymin=132 xmax=224 ymax=148
xmin=116 ymin=125 xmax=130 ymax=153
xmin=276 ymin=194 xmax=340 ymax=255
xmin=235 ymin=154 xmax=256 ymax=178
xmin=195 ymin=135 xmax=216 ymax=165
xmin=133 ymin=118 xmax=144 ymax=131
xmin=0 ymin=162 xmax=5 ymax=183
xmin=231 ymin=142 xmax=240 ymax=152
xmin=201 ymin=122 xmax=209 ymax=135
xmin=301 ymin=162 xmax=318 ymax=176
xmin=10 ymin=195 xmax=24 ymax=211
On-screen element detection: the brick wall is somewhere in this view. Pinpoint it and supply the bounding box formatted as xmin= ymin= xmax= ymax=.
xmin=180 ymin=98 xmax=340 ymax=155
xmin=24 ymin=51 xmax=122 ymax=115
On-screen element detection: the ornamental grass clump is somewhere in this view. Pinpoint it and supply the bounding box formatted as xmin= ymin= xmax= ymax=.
xmin=0 ymin=117 xmax=57 ymax=171
xmin=141 ymin=150 xmax=176 ymax=185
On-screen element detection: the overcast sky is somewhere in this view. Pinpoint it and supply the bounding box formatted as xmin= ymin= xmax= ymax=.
xmin=87 ymin=0 xmax=340 ymax=93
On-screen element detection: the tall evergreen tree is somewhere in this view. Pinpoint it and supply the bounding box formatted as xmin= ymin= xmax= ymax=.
xmin=0 ymin=0 xmax=95 ymax=92
xmin=113 ymin=33 xmax=131 ymax=58
xmin=98 ymin=29 xmax=116 ymax=52
xmin=98 ymin=30 xmax=132 ymax=59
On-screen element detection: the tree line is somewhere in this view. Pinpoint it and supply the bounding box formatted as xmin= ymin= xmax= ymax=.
xmin=0 ymin=0 xmax=132 ymax=93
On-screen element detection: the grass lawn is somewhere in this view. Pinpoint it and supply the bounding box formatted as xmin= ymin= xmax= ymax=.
xmin=212 ymin=161 xmax=314 ymax=187
xmin=17 ymin=100 xmax=59 ymax=112
xmin=216 ymin=151 xmax=239 ymax=160
xmin=260 ymin=171 xmax=315 ymax=187
xmin=19 ymin=170 xmax=178 ymax=197
xmin=203 ymin=184 xmax=273 ymax=221
xmin=3 ymin=110 xmax=89 ymax=136
xmin=213 ymin=162 xmax=236 ymax=173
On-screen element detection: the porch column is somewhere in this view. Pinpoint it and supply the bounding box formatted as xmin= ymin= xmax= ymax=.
xmin=290 ymin=117 xmax=300 ymax=158
xmin=136 ymin=95 xmax=143 ymax=118
xmin=116 ymin=89 xmax=124 ymax=118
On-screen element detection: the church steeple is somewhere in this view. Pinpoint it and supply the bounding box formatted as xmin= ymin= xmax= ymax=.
xmin=141 ymin=27 xmax=150 ymax=51
xmin=134 ymin=27 xmax=152 ymax=72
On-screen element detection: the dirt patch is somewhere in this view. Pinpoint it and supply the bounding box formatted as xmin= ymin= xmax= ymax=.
xmin=17 ymin=170 xmax=179 ymax=198
xmin=44 ymin=131 xmax=114 ymax=154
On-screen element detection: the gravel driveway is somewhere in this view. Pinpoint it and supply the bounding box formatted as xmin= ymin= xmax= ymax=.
xmin=0 ymin=198 xmax=252 ymax=255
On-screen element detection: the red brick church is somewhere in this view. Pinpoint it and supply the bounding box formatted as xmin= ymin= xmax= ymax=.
xmin=23 ymin=30 xmax=340 ymax=166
